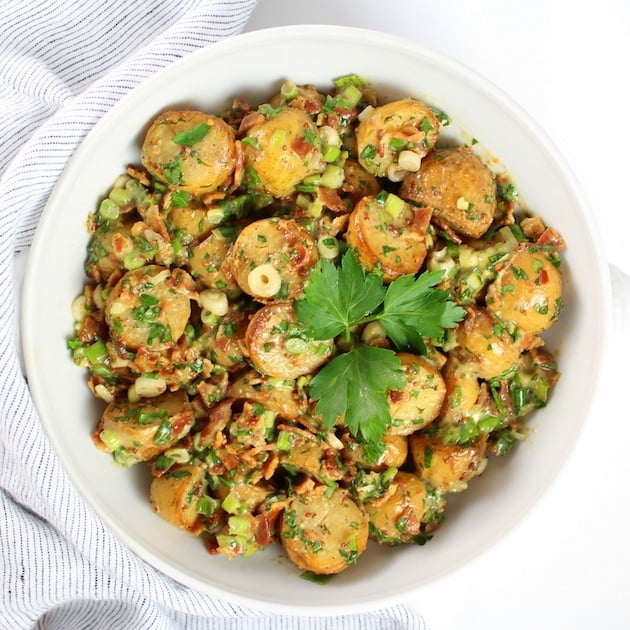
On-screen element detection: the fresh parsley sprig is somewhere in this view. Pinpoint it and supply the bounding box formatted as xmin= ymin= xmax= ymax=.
xmin=294 ymin=250 xmax=465 ymax=442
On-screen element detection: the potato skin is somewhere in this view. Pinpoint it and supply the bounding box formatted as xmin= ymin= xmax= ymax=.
xmin=365 ymin=471 xmax=445 ymax=544
xmin=227 ymin=369 xmax=307 ymax=420
xmin=455 ymin=306 xmax=521 ymax=380
xmin=242 ymin=107 xmax=325 ymax=197
xmin=409 ymin=432 xmax=487 ymax=494
xmin=400 ymin=146 xmax=496 ymax=238
xmin=486 ymin=244 xmax=563 ymax=335
xmin=225 ymin=218 xmax=318 ymax=302
xmin=387 ymin=353 xmax=446 ymax=435
xmin=93 ymin=390 xmax=194 ymax=462
xmin=150 ymin=464 xmax=207 ymax=533
xmin=245 ymin=302 xmax=334 ymax=380
xmin=281 ymin=488 xmax=368 ymax=574
xmin=355 ymin=98 xmax=439 ymax=178
xmin=141 ymin=110 xmax=236 ymax=193
xmin=345 ymin=195 xmax=431 ymax=282
xmin=188 ymin=228 xmax=241 ymax=297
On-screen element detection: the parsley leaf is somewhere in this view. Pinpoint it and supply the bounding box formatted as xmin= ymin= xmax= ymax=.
xmin=309 ymin=346 xmax=404 ymax=442
xmin=295 ymin=250 xmax=466 ymax=442
xmin=295 ymin=252 xmax=384 ymax=341
xmin=172 ymin=123 xmax=211 ymax=147
xmin=379 ymin=272 xmax=466 ymax=353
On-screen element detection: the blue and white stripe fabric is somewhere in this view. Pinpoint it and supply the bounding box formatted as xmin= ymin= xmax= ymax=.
xmin=0 ymin=1 xmax=426 ymax=628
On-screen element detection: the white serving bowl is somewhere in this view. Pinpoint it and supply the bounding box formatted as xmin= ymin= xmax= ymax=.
xmin=22 ymin=25 xmax=610 ymax=614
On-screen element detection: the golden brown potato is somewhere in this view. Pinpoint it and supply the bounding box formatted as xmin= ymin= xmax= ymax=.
xmin=167 ymin=205 xmax=215 ymax=242
xmin=85 ymin=221 xmax=136 ymax=283
xmin=281 ymin=488 xmax=369 ymax=574
xmin=278 ymin=430 xmax=326 ymax=480
xmin=227 ymin=369 xmax=308 ymax=420
xmin=355 ymin=98 xmax=439 ymax=179
xmin=486 ymin=244 xmax=563 ymax=335
xmin=141 ymin=110 xmax=236 ymax=193
xmin=345 ymin=194 xmax=431 ymax=282
xmin=105 ymin=265 xmax=195 ymax=352
xmin=440 ymin=356 xmax=481 ymax=424
xmin=455 ymin=306 xmax=521 ymax=380
xmin=225 ymin=218 xmax=318 ymax=302
xmin=365 ymin=471 xmax=445 ymax=544
xmin=202 ymin=311 xmax=248 ymax=372
xmin=150 ymin=464 xmax=207 ymax=534
xmin=242 ymin=107 xmax=325 ymax=197
xmin=245 ymin=302 xmax=334 ymax=380
xmin=400 ymin=146 xmax=496 ymax=239
xmin=343 ymin=433 xmax=408 ymax=471
xmin=342 ymin=158 xmax=381 ymax=202
xmin=387 ymin=353 xmax=446 ymax=435
xmin=93 ymin=390 xmax=194 ymax=463
xmin=409 ymin=432 xmax=487 ymax=494
xmin=188 ymin=228 xmax=241 ymax=297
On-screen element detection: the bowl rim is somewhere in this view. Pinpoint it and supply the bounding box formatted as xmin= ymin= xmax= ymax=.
xmin=21 ymin=24 xmax=613 ymax=615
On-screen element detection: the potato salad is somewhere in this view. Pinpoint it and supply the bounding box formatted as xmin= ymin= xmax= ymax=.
xmin=68 ymin=75 xmax=566 ymax=578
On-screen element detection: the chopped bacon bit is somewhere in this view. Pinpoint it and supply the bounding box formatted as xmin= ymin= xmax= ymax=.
xmin=126 ymin=164 xmax=151 ymax=187
xmin=291 ymin=134 xmax=312 ymax=159
xmin=539 ymin=268 xmax=549 ymax=284
xmin=238 ymin=111 xmax=265 ymax=135
xmin=317 ymin=187 xmax=348 ymax=213
xmin=228 ymin=140 xmax=245 ymax=193
xmin=536 ymin=227 xmax=566 ymax=250
xmin=413 ymin=207 xmax=433 ymax=235
xmin=144 ymin=204 xmax=170 ymax=240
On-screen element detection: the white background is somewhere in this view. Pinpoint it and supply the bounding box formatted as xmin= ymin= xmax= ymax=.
xmin=245 ymin=2 xmax=630 ymax=629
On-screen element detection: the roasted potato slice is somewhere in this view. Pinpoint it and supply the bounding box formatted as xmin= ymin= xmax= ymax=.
xmin=242 ymin=106 xmax=325 ymax=197
xmin=245 ymin=302 xmax=334 ymax=380
xmin=387 ymin=353 xmax=446 ymax=435
xmin=400 ymin=146 xmax=496 ymax=239
xmin=455 ymin=306 xmax=521 ymax=380
xmin=356 ymin=98 xmax=439 ymax=179
xmin=150 ymin=463 xmax=208 ymax=534
xmin=104 ymin=265 xmax=195 ymax=352
xmin=345 ymin=194 xmax=431 ymax=282
xmin=365 ymin=471 xmax=445 ymax=544
xmin=281 ymin=488 xmax=368 ymax=574
xmin=486 ymin=244 xmax=563 ymax=335
xmin=225 ymin=217 xmax=318 ymax=302
xmin=93 ymin=390 xmax=194 ymax=463
xmin=141 ymin=110 xmax=236 ymax=193
xmin=409 ymin=432 xmax=487 ymax=494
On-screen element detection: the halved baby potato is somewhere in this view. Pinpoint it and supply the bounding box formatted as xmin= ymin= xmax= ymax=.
xmin=281 ymin=488 xmax=369 ymax=574
xmin=400 ymin=145 xmax=496 ymax=239
xmin=245 ymin=302 xmax=334 ymax=380
xmin=141 ymin=110 xmax=236 ymax=193
xmin=356 ymin=98 xmax=439 ymax=179
xmin=105 ymin=265 xmax=195 ymax=352
xmin=242 ymin=106 xmax=325 ymax=197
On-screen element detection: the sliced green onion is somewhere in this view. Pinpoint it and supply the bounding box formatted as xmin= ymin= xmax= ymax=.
xmin=280 ymin=80 xmax=299 ymax=101
xmin=99 ymin=198 xmax=120 ymax=221
xmin=197 ymin=496 xmax=220 ymax=516
xmin=99 ymin=429 xmax=121 ymax=452
xmin=285 ymin=337 xmax=308 ymax=354
xmin=84 ymin=339 xmax=108 ymax=364
xmin=383 ymin=193 xmax=405 ymax=219
xmin=108 ymin=186 xmax=133 ymax=206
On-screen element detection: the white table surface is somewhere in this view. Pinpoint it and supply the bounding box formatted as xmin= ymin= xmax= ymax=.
xmin=245 ymin=2 xmax=630 ymax=629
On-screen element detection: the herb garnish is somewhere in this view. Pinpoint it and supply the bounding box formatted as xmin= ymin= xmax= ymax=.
xmin=295 ymin=250 xmax=465 ymax=441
